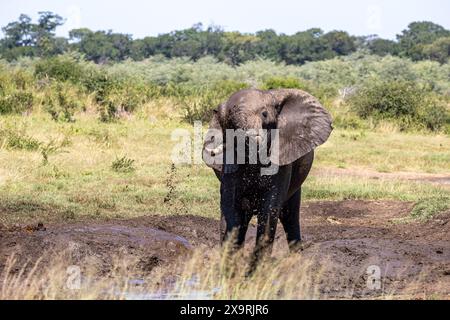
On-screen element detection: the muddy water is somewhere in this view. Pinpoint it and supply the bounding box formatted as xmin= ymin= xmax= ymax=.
xmin=120 ymin=276 xmax=221 ymax=300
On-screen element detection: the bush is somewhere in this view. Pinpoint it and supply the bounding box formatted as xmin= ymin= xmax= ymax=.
xmin=182 ymin=89 xmax=223 ymax=123
xmin=181 ymin=80 xmax=248 ymax=123
xmin=44 ymin=82 xmax=82 ymax=122
xmin=0 ymin=126 xmax=41 ymax=151
xmin=98 ymin=101 xmax=118 ymax=123
xmin=111 ymin=156 xmax=135 ymax=173
xmin=260 ymin=77 xmax=337 ymax=105
xmin=348 ymin=80 xmax=448 ymax=131
xmin=6 ymin=130 xmax=40 ymax=150
xmin=332 ymin=113 xmax=367 ymax=130
xmin=0 ymin=90 xmax=33 ymax=114
xmin=106 ymin=81 xmax=149 ymax=113
xmin=261 ymin=77 xmax=310 ymax=90
xmin=39 ymin=138 xmax=69 ymax=165
xmin=35 ymin=55 xmax=84 ymax=83
xmin=416 ymin=95 xmax=449 ymax=131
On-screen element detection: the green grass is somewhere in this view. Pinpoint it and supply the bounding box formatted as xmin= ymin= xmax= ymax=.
xmin=411 ymin=195 xmax=450 ymax=220
xmin=0 ymin=113 xmax=449 ymax=226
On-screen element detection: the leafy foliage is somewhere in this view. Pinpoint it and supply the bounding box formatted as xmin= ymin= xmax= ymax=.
xmin=111 ymin=156 xmax=135 ymax=173
xmin=43 ymin=82 xmax=81 ymax=122
xmin=35 ymin=54 xmax=84 ymax=82
xmin=182 ymin=80 xmax=248 ymax=123
xmin=3 ymin=12 xmax=450 ymax=66
xmin=348 ymin=81 xmax=448 ymax=131
xmin=0 ymin=125 xmax=41 ymax=151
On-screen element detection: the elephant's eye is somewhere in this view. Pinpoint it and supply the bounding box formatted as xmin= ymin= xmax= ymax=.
xmin=262 ymin=110 xmax=268 ymax=118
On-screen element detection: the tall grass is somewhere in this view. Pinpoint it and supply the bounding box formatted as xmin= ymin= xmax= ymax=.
xmin=0 ymin=246 xmax=431 ymax=300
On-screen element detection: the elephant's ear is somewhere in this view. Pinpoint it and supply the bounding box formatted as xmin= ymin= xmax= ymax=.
xmin=270 ymin=89 xmax=333 ymax=166
xmin=202 ymin=106 xmax=224 ymax=172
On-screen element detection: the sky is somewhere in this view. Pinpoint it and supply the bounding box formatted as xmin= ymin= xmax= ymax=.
xmin=1 ymin=0 xmax=450 ymax=40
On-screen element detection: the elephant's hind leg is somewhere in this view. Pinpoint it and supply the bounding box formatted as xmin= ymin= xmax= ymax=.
xmin=280 ymin=188 xmax=302 ymax=251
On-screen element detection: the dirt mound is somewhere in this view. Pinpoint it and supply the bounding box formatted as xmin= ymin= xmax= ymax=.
xmin=1 ymin=201 xmax=449 ymax=298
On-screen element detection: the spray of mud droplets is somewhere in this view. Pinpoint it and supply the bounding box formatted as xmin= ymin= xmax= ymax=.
xmin=163 ymin=163 xmax=189 ymax=215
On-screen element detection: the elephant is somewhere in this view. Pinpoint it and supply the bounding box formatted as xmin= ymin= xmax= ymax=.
xmin=202 ymin=88 xmax=332 ymax=267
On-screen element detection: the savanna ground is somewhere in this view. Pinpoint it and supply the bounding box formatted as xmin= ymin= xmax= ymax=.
xmin=0 ymin=100 xmax=449 ymax=299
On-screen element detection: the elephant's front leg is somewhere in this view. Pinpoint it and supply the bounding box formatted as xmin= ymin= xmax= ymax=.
xmin=220 ymin=168 xmax=250 ymax=249
xmin=250 ymin=165 xmax=292 ymax=271
xmin=250 ymin=205 xmax=279 ymax=270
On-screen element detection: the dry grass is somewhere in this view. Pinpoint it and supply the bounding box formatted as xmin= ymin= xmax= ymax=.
xmin=0 ymin=248 xmax=320 ymax=300
xmin=0 ymin=246 xmax=435 ymax=300
xmin=3 ymin=242 xmax=445 ymax=301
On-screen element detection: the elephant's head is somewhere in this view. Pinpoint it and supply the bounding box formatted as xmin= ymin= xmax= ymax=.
xmin=203 ymin=89 xmax=333 ymax=171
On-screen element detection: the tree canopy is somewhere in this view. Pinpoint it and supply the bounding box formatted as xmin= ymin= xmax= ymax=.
xmin=1 ymin=13 xmax=450 ymax=65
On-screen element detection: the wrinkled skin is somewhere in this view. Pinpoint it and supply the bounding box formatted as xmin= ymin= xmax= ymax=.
xmin=203 ymin=89 xmax=332 ymax=269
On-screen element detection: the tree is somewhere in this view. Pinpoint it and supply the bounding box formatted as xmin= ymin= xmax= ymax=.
xmin=0 ymin=12 xmax=66 ymax=59
xmin=397 ymin=21 xmax=450 ymax=60
xmin=69 ymin=28 xmax=132 ymax=63
xmin=1 ymin=14 xmax=34 ymax=47
xmin=423 ymin=37 xmax=450 ymax=64
xmin=367 ymin=38 xmax=399 ymax=56
xmin=255 ymin=29 xmax=283 ymax=61
xmin=221 ymin=32 xmax=259 ymax=65
xmin=323 ymin=31 xmax=356 ymax=56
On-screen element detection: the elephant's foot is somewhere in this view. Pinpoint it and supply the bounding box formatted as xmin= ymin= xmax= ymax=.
xmin=288 ymin=240 xmax=313 ymax=253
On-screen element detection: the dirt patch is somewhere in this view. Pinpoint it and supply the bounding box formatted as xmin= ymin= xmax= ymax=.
xmin=313 ymin=167 xmax=450 ymax=187
xmin=0 ymin=215 xmax=218 ymax=275
xmin=1 ymin=201 xmax=449 ymax=298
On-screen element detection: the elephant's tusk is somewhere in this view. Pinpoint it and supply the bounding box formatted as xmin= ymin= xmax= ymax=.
xmin=205 ymin=144 xmax=223 ymax=156
xmin=245 ymin=130 xmax=264 ymax=144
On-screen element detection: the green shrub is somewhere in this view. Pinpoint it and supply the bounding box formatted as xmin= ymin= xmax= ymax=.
xmin=416 ymin=95 xmax=449 ymax=131
xmin=0 ymin=126 xmax=41 ymax=151
xmin=261 ymin=77 xmax=310 ymax=90
xmin=39 ymin=138 xmax=69 ymax=165
xmin=0 ymin=90 xmax=33 ymax=114
xmin=98 ymin=101 xmax=118 ymax=123
xmin=106 ymin=81 xmax=148 ymax=113
xmin=348 ymin=80 xmax=448 ymax=131
xmin=44 ymin=83 xmax=82 ymax=122
xmin=332 ymin=113 xmax=367 ymax=130
xmin=111 ymin=156 xmax=135 ymax=173
xmin=6 ymin=131 xmax=40 ymax=150
xmin=182 ymin=89 xmax=222 ymax=123
xmin=10 ymin=69 xmax=34 ymax=90
xmin=260 ymin=77 xmax=337 ymax=105
xmin=35 ymin=55 xmax=84 ymax=83
xmin=181 ymin=80 xmax=248 ymax=123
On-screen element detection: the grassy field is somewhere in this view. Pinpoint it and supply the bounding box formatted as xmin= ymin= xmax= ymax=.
xmin=0 ymin=105 xmax=449 ymax=226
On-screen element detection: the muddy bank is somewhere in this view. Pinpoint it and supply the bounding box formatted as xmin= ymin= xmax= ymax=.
xmin=0 ymin=201 xmax=449 ymax=298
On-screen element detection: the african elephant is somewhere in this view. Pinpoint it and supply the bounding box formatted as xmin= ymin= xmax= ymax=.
xmin=202 ymin=89 xmax=332 ymax=266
